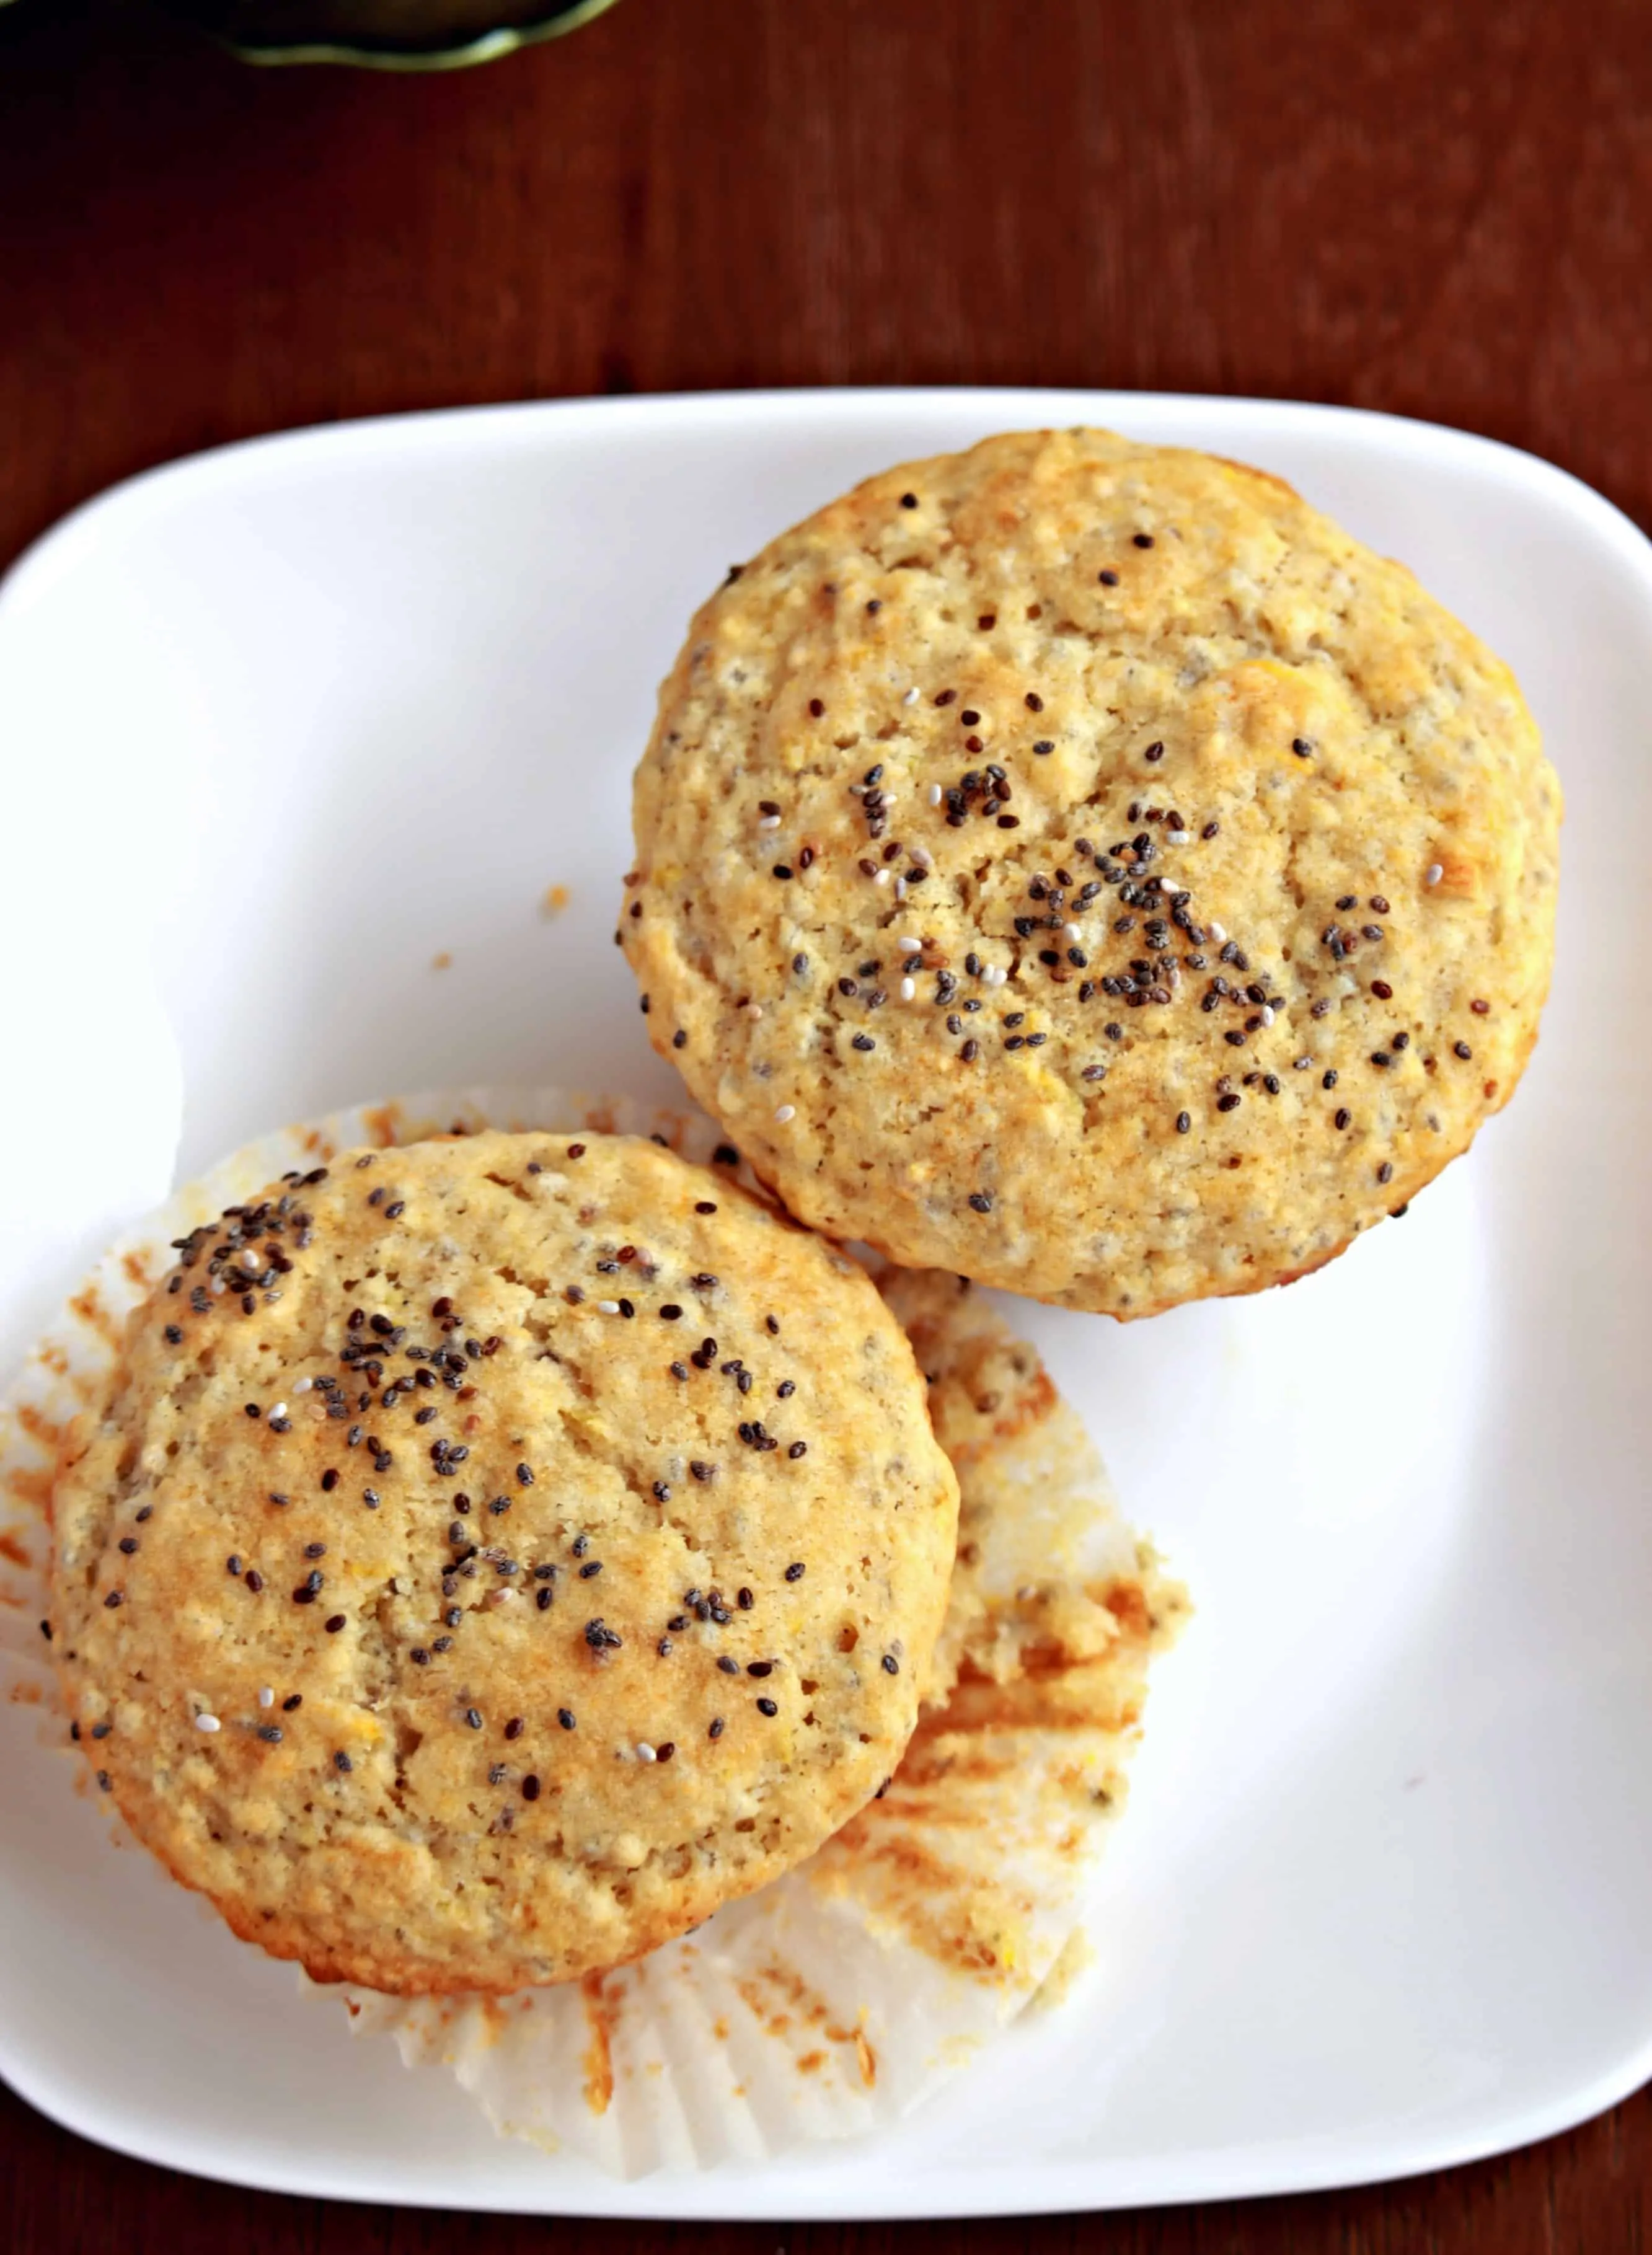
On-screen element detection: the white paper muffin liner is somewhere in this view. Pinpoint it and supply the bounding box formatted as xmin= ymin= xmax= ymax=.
xmin=0 ymin=1085 xmax=1186 ymax=2177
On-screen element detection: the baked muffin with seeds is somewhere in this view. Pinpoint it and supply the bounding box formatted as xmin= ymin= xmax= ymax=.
xmin=46 ymin=1131 xmax=958 ymax=1995
xmin=623 ymin=428 xmax=1560 ymax=1315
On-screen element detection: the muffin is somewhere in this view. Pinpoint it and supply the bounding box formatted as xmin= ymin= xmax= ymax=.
xmin=623 ymin=428 xmax=1561 ymax=1315
xmin=46 ymin=1129 xmax=959 ymax=1995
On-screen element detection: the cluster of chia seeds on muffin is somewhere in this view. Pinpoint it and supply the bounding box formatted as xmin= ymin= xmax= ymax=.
xmin=58 ymin=1140 xmax=878 ymax=1808
xmin=621 ymin=431 xmax=1557 ymax=1312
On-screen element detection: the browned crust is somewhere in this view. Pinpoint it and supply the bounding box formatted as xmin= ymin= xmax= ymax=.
xmin=623 ymin=426 xmax=1561 ymax=1318
xmin=46 ymin=1131 xmax=959 ymax=1995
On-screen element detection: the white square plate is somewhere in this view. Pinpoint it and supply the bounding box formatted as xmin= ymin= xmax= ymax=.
xmin=1 ymin=390 xmax=1648 ymax=2220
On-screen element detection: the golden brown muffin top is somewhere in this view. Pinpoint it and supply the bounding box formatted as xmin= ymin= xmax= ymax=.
xmin=48 ymin=1131 xmax=958 ymax=1994
xmin=624 ymin=428 xmax=1560 ymax=1314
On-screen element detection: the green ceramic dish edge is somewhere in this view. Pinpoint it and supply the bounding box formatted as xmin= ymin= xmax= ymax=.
xmin=218 ymin=0 xmax=617 ymax=71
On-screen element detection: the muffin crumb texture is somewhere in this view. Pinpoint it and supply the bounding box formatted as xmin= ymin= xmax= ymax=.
xmin=624 ymin=427 xmax=1560 ymax=1313
xmin=46 ymin=1131 xmax=958 ymax=1994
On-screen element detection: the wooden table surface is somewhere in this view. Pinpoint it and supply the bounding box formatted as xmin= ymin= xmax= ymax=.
xmin=2 ymin=0 xmax=1648 ymax=2246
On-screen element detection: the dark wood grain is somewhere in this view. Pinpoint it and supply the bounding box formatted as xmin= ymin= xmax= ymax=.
xmin=2 ymin=0 xmax=1651 ymax=571
xmin=2 ymin=0 xmax=1650 ymax=2244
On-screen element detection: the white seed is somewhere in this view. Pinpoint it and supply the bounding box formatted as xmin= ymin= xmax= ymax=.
xmin=1168 ymin=829 xmax=1191 ymax=844
xmin=774 ymin=1105 xmax=796 ymax=1124
xmin=1260 ymin=1006 xmax=1275 ymax=1027
xmin=271 ymin=1403 xmax=287 ymax=1421
xmin=899 ymin=977 xmax=916 ymax=1002
xmin=903 ymin=686 xmax=920 ymax=706
xmin=1425 ymin=863 xmax=1444 ymax=886
xmin=758 ymin=814 xmax=781 ymax=831
xmin=894 ymin=877 xmax=908 ymax=901
xmin=874 ymin=868 xmax=891 ymax=886
xmin=1064 ymin=923 xmax=1082 ymax=942
xmin=257 ymin=1687 xmax=275 ymax=1708
xmin=635 ymin=1741 xmax=657 ymax=1763
xmin=1208 ymin=921 xmax=1228 ymax=944
xmin=240 ymin=1250 xmax=261 ymax=1272
xmin=927 ymin=784 xmax=942 ymax=806
xmin=598 ymin=1299 xmax=621 ymax=1315
xmin=195 ymin=1713 xmax=221 ymax=1734
xmin=292 ymin=1377 xmax=312 ymax=1395
xmin=898 ymin=936 xmax=922 ymax=953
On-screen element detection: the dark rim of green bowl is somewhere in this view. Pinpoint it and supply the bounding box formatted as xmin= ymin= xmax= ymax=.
xmin=196 ymin=0 xmax=619 ymax=70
